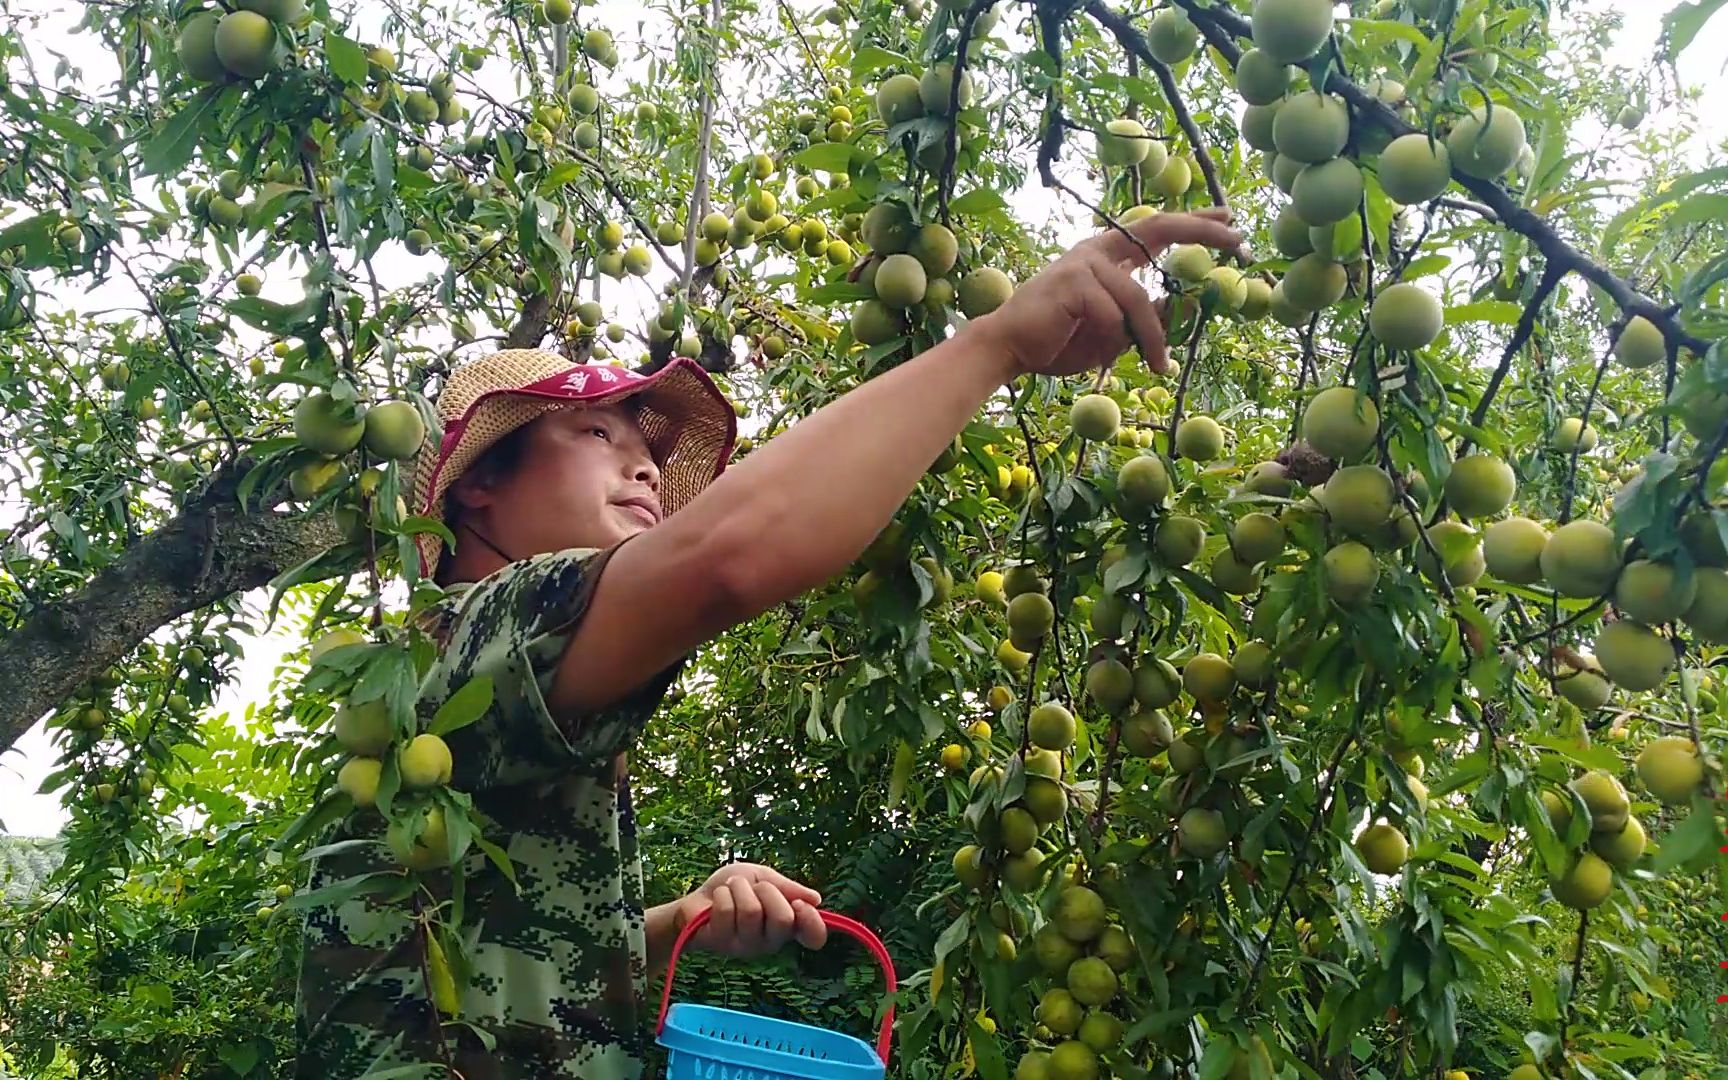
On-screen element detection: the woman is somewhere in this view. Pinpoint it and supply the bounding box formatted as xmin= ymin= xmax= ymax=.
xmin=296 ymin=207 xmax=1240 ymax=1078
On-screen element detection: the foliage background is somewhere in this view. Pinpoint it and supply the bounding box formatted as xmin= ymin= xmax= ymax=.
xmin=1 ymin=0 xmax=1727 ymax=1078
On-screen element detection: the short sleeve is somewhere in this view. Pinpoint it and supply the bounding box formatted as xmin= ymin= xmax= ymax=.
xmin=419 ymin=543 xmax=680 ymax=789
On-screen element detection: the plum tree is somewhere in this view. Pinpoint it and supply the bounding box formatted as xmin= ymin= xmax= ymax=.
xmin=4 ymin=0 xmax=1725 ymax=1077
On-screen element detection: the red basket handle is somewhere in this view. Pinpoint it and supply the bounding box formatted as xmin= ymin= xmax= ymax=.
xmin=654 ymin=907 xmax=897 ymax=1065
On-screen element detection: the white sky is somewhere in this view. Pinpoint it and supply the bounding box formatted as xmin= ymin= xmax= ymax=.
xmin=2 ymin=0 xmax=1723 ymax=837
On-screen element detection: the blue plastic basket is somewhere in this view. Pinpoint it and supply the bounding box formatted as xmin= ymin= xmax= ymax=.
xmin=654 ymin=909 xmax=896 ymax=1080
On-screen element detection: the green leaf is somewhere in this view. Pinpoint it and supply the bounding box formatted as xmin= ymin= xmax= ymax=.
xmin=141 ymin=86 xmax=227 ymax=177
xmin=1663 ymin=0 xmax=1728 ymax=63
xmin=950 ymin=188 xmax=1009 ymax=216
xmin=1443 ymin=299 xmax=1524 ymax=326
xmin=1651 ymin=801 xmax=1719 ymax=873
xmin=429 ymin=675 xmax=494 ymax=737
xmin=790 ymin=141 xmax=858 ymax=174
xmin=850 ymin=45 xmax=909 ymax=76
xmin=326 ymin=33 xmax=369 ymax=84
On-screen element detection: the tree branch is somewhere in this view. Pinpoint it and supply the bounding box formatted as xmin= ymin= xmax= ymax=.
xmin=1155 ymin=0 xmax=1709 ymax=356
xmin=0 ymin=462 xmax=345 ymax=754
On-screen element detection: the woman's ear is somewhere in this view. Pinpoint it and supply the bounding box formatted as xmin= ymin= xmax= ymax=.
xmin=447 ymin=468 xmax=497 ymax=512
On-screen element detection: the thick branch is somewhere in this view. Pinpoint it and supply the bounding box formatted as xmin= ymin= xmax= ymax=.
xmin=0 ymin=463 xmax=345 ymax=754
xmin=1156 ymin=0 xmax=1710 ymax=356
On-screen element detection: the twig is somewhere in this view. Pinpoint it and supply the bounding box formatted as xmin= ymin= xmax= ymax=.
xmin=1084 ymin=3 xmax=1229 ymax=215
xmin=1158 ymin=0 xmax=1710 ymax=357
xmin=682 ymin=0 xmax=722 ymax=295
xmin=1561 ymin=910 xmax=1589 ymax=1050
xmin=1559 ymin=336 xmax=1618 ymax=524
xmin=1454 ymin=261 xmax=1565 ymax=459
xmin=1164 ymin=319 xmax=1207 ymax=456
xmin=936 ymin=0 xmax=997 ymax=224
xmin=1240 ymin=706 xmax=1364 ymax=1008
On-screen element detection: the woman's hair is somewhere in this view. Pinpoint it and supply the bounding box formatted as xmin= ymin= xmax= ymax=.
xmin=435 ymin=418 xmax=538 ymax=581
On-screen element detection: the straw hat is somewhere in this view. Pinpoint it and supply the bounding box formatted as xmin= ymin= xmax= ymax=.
xmin=410 ymin=350 xmax=736 ymax=576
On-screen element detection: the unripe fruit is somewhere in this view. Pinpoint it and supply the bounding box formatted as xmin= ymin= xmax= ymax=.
xmin=1636 ymin=737 xmax=1704 ymax=804
xmin=1483 ymin=517 xmax=1548 ymax=584
xmin=1291 ymin=157 xmax=1363 ymax=226
xmin=1321 ymin=465 xmax=1395 ymax=536
xmin=1446 ymin=103 xmax=1527 ymax=179
xmin=909 ymin=223 xmax=958 ymax=276
xmin=1178 ymin=807 xmax=1229 ymax=858
xmin=1183 ymin=652 xmax=1235 ymax=703
xmin=1052 ymin=884 xmax=1107 ymax=941
xmin=1070 ymin=394 xmax=1121 ymax=441
xmin=1594 ymin=620 xmax=1672 ymax=691
xmin=1614 ymin=315 xmax=1665 ymax=369
xmin=400 ymin=733 xmax=453 ymax=789
xmin=1038 ymin=988 xmax=1083 ymax=1035
xmin=1231 ymin=512 xmax=1286 ymax=564
xmin=1540 ymin=520 xmax=1622 ymax=598
xmin=1369 ymin=283 xmax=1444 ymax=350
xmin=1554 ymin=417 xmax=1597 ymax=453
xmin=362 ymin=401 xmax=426 ymax=461
xmin=1272 ymin=91 xmax=1349 ymax=163
xmin=1116 ymin=455 xmax=1169 ymax=510
xmin=1024 ymin=702 xmax=1077 ymax=752
xmin=1323 ymin=541 xmax=1379 ymax=606
xmin=1444 ymin=454 xmax=1515 ymax=519
xmin=1096 ymin=118 xmax=1151 ymax=167
xmin=958 ymin=267 xmax=1014 ymax=316
xmin=1164 ymin=244 xmax=1214 ymax=284
xmin=1281 ymin=253 xmax=1348 ymax=310
xmin=874 ymin=73 xmax=923 ymax=125
xmin=1251 ymin=0 xmax=1335 ymax=64
xmin=1148 ymin=7 xmax=1198 ymax=63
xmin=1240 ymin=277 xmax=1273 ymax=320
xmin=1355 ymin=823 xmax=1409 ymax=874
xmin=1086 ymin=659 xmax=1134 ymax=713
xmin=1376 ymin=133 xmax=1452 ymax=204
xmin=1120 ymin=709 xmax=1173 ymax=756
xmin=1066 ymin=956 xmax=1118 ymax=1007
xmin=1418 ymin=520 xmax=1486 ymax=587
xmin=1008 ymin=592 xmax=1056 ymax=643
xmin=333 ymin=699 xmax=392 ymax=756
xmin=1048 ymin=1041 xmax=1099 ymax=1080
xmin=337 ymin=756 xmax=383 ymax=808
xmin=213 ymin=11 xmax=278 ymax=80
xmin=1234 ymin=48 xmax=1290 ymax=105
xmin=177 ymin=12 xmax=226 ymax=81
xmin=1205 ymin=266 xmax=1248 ymax=310
xmin=1242 ymin=102 xmax=1282 ymax=152
xmin=1154 ymin=515 xmax=1205 ymax=566
xmin=1302 ymin=386 xmax=1379 ymax=460
xmin=1683 ymin=567 xmax=1728 ymax=642
xmin=953 ymin=844 xmax=989 ymax=890
xmin=1550 ymin=851 xmax=1612 ymax=910
xmin=850 ymin=300 xmax=904 ymax=345
xmin=1572 ymin=770 xmax=1631 ymax=833
xmin=1174 ymin=415 xmax=1224 ymax=460
xmin=919 ymin=63 xmax=974 ymax=113
xmin=1134 ymin=658 xmax=1181 ymax=708
xmin=874 ymin=253 xmax=928 ymax=308
xmin=1589 ymin=815 xmax=1646 ymax=868
xmin=1614 ymin=560 xmax=1697 ymax=625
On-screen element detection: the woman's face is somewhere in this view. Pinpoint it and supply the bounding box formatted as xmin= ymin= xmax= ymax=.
xmin=451 ymin=403 xmax=663 ymax=560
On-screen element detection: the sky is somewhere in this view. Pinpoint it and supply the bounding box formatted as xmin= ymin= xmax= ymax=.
xmin=1 ymin=0 xmax=1725 ymax=837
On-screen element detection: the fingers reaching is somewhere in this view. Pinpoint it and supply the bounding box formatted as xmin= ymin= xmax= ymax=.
xmin=1096 ymin=205 xmax=1240 ymax=267
xmin=1091 ymin=260 xmax=1172 ymax=375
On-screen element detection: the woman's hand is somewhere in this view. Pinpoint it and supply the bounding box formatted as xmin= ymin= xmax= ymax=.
xmin=670 ymin=863 xmax=827 ymax=957
xmin=969 ymin=206 xmax=1242 ymax=379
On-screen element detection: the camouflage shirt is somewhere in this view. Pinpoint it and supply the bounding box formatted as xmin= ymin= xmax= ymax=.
xmin=297 ymin=546 xmax=681 ymax=1079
